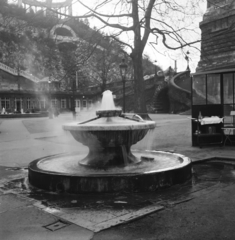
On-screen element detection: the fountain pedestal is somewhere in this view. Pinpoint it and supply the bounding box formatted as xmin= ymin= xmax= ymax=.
xmin=70 ymin=128 xmax=149 ymax=168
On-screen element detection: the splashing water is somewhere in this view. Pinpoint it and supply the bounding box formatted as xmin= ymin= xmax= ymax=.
xmin=100 ymin=90 xmax=116 ymax=110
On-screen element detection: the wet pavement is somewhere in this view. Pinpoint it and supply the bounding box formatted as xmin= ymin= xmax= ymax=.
xmin=1 ymin=113 xmax=235 ymax=239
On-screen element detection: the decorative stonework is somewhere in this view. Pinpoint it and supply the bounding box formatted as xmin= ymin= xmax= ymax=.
xmin=196 ymin=0 xmax=235 ymax=71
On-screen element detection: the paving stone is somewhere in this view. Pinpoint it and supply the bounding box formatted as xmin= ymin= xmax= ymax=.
xmin=0 ymin=203 xmax=93 ymax=240
xmin=42 ymin=202 xmax=163 ymax=232
xmin=0 ymin=193 xmax=30 ymax=213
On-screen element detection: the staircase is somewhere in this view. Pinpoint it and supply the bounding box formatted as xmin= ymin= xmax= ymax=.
xmin=152 ymin=80 xmax=169 ymax=113
xmin=168 ymin=71 xmax=191 ymax=113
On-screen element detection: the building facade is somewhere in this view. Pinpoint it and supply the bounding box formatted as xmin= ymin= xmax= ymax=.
xmin=0 ymin=64 xmax=98 ymax=114
xmin=197 ymin=0 xmax=235 ymax=71
xmin=191 ymin=0 xmax=235 ymax=146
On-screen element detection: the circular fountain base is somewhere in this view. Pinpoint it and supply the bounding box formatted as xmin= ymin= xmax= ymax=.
xmin=28 ymin=150 xmax=192 ymax=193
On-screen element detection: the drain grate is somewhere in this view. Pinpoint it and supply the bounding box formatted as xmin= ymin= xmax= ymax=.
xmin=44 ymin=220 xmax=70 ymax=231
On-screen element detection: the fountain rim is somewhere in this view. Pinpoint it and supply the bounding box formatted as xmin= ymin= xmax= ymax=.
xmin=63 ymin=120 xmax=156 ymax=131
xmin=28 ymin=150 xmax=191 ymax=177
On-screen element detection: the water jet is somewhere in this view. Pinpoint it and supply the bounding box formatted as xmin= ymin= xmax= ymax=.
xmin=28 ymin=90 xmax=192 ymax=193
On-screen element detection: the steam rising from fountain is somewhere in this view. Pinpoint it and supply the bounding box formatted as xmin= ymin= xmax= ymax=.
xmin=28 ymin=90 xmax=192 ymax=193
xmin=100 ymin=90 xmax=116 ymax=110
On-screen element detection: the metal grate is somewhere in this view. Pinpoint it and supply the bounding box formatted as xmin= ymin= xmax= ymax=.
xmin=44 ymin=220 xmax=70 ymax=231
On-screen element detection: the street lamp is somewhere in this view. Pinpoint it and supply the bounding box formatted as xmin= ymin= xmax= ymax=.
xmin=185 ymin=51 xmax=190 ymax=71
xmin=119 ymin=58 xmax=128 ymax=113
xmin=48 ymin=78 xmax=53 ymax=119
xmin=72 ymin=76 xmax=76 ymax=120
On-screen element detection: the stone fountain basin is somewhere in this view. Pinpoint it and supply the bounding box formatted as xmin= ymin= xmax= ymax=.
xmin=63 ymin=117 xmax=156 ymax=147
xmin=28 ymin=150 xmax=192 ymax=193
xmin=63 ymin=117 xmax=156 ymax=168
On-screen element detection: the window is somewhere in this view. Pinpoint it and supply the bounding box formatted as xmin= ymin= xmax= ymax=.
xmin=207 ymin=74 xmax=221 ymax=104
xmin=1 ymin=98 xmax=10 ymax=110
xmin=61 ymin=99 xmax=66 ymax=109
xmin=75 ymin=99 xmax=80 ymax=108
xmin=14 ymin=98 xmax=22 ymax=111
xmin=223 ymin=73 xmax=233 ymax=104
xmin=192 ymin=75 xmax=206 ymax=105
xmin=223 ymin=73 xmax=235 ymax=125
xmin=192 ymin=74 xmax=221 ymax=105
xmin=82 ymin=100 xmax=87 ymax=109
xmin=32 ymin=100 xmax=36 ymax=109
xmin=27 ymin=98 xmax=31 ymax=109
xmin=39 ymin=99 xmax=46 ymax=109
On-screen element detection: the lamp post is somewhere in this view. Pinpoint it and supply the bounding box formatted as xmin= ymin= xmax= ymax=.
xmin=48 ymin=78 xmax=52 ymax=119
xmin=185 ymin=51 xmax=190 ymax=71
xmin=72 ymin=76 xmax=76 ymax=120
xmin=119 ymin=58 xmax=128 ymax=113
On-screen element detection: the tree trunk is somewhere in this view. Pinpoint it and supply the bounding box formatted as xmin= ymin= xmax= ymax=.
xmin=131 ymin=1 xmax=147 ymax=118
xmin=131 ymin=53 xmax=147 ymax=116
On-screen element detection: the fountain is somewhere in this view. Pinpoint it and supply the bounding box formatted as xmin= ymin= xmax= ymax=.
xmin=28 ymin=90 xmax=192 ymax=193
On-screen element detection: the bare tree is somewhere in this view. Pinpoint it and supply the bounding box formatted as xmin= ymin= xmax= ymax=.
xmin=86 ymin=38 xmax=124 ymax=93
xmin=60 ymin=0 xmax=205 ymax=116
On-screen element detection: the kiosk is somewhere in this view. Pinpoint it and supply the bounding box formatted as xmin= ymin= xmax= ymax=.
xmin=191 ymin=68 xmax=235 ymax=147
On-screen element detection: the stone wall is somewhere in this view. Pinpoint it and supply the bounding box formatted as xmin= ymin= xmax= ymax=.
xmin=197 ymin=1 xmax=235 ymax=71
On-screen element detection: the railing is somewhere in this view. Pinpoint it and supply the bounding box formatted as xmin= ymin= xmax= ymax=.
xmin=0 ymin=62 xmax=41 ymax=83
xmin=0 ymin=62 xmax=18 ymax=76
xmin=168 ymin=71 xmax=191 ymax=113
xmin=19 ymin=70 xmax=41 ymax=83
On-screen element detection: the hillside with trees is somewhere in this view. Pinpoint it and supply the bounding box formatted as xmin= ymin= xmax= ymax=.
xmin=0 ymin=1 xmax=157 ymax=96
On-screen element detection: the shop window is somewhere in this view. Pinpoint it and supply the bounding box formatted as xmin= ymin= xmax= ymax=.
xmin=207 ymin=74 xmax=221 ymax=104
xmin=223 ymin=73 xmax=235 ymax=126
xmin=223 ymin=73 xmax=233 ymax=104
xmin=193 ymin=74 xmax=221 ymax=105
xmin=192 ymin=75 xmax=206 ymax=105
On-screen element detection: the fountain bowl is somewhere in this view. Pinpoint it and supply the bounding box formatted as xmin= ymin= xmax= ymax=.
xmin=63 ymin=114 xmax=156 ymax=168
